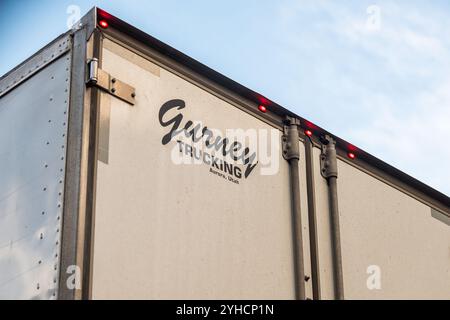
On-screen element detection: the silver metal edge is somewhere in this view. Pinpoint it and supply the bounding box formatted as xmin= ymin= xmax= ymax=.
xmin=81 ymin=29 xmax=103 ymax=300
xmin=57 ymin=6 xmax=99 ymax=300
xmin=58 ymin=26 xmax=88 ymax=300
xmin=431 ymin=208 xmax=450 ymax=226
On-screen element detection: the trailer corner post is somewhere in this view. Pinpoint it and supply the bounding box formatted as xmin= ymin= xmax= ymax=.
xmin=282 ymin=116 xmax=306 ymax=300
xmin=58 ymin=25 xmax=88 ymax=300
xmin=320 ymin=135 xmax=344 ymax=300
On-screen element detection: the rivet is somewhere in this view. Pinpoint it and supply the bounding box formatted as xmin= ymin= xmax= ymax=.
xmin=38 ymin=260 xmax=42 ymax=264
xmin=43 ymin=187 xmax=47 ymax=191
xmin=40 ymin=233 xmax=43 ymax=240
xmin=131 ymin=92 xmax=136 ymax=98
xmin=36 ymin=283 xmax=40 ymax=290
xmin=111 ymin=78 xmax=116 ymax=83
xmin=111 ymin=88 xmax=116 ymax=93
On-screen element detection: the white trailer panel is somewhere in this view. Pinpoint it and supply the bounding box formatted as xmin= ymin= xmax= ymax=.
xmin=0 ymin=54 xmax=71 ymax=299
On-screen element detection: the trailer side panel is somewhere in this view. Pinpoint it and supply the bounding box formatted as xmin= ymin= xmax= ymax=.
xmin=337 ymin=159 xmax=450 ymax=299
xmin=90 ymin=39 xmax=298 ymax=299
xmin=0 ymin=54 xmax=71 ymax=299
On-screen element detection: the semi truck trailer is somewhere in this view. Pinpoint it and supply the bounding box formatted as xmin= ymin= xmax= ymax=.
xmin=0 ymin=7 xmax=449 ymax=300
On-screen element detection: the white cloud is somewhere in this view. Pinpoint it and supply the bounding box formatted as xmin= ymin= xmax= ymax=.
xmin=276 ymin=0 xmax=450 ymax=195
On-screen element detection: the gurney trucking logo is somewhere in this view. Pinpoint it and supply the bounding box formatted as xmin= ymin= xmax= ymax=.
xmin=159 ymin=99 xmax=280 ymax=185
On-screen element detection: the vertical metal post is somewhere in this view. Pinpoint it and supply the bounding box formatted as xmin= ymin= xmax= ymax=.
xmin=82 ymin=28 xmax=103 ymax=300
xmin=282 ymin=116 xmax=306 ymax=300
xmin=59 ymin=26 xmax=88 ymax=300
xmin=304 ymin=137 xmax=321 ymax=299
xmin=320 ymin=135 xmax=344 ymax=300
xmin=59 ymin=8 xmax=98 ymax=300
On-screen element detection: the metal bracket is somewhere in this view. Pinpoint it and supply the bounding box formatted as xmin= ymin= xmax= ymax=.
xmin=282 ymin=116 xmax=301 ymax=161
xmin=320 ymin=135 xmax=338 ymax=179
xmin=86 ymin=58 xmax=136 ymax=105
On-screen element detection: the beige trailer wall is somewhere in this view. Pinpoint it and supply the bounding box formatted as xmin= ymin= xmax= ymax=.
xmin=337 ymin=159 xmax=450 ymax=299
xmin=314 ymin=145 xmax=450 ymax=299
xmin=90 ymin=39 xmax=306 ymax=299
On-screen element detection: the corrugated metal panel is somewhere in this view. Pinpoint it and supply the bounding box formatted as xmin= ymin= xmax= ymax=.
xmin=0 ymin=54 xmax=71 ymax=299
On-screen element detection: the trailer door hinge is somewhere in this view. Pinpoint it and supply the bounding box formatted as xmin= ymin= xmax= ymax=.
xmin=282 ymin=116 xmax=301 ymax=161
xmin=320 ymin=135 xmax=338 ymax=179
xmin=86 ymin=58 xmax=136 ymax=105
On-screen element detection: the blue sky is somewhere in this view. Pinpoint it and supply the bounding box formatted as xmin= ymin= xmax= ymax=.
xmin=1 ymin=0 xmax=449 ymax=195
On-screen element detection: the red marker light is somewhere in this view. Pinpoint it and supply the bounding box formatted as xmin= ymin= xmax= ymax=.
xmin=258 ymin=105 xmax=267 ymax=113
xmin=305 ymin=129 xmax=313 ymax=137
xmin=99 ymin=20 xmax=109 ymax=29
xmin=347 ymin=152 xmax=356 ymax=159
